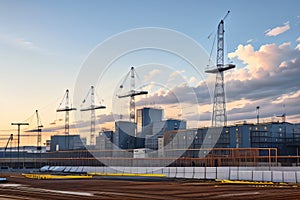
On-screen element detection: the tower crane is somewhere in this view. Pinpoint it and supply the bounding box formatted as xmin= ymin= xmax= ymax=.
xmin=80 ymin=86 xmax=106 ymax=146
xmin=205 ymin=11 xmax=235 ymax=127
xmin=4 ymin=134 xmax=13 ymax=153
xmin=57 ymin=89 xmax=76 ymax=149
xmin=118 ymin=67 xmax=148 ymax=123
xmin=35 ymin=110 xmax=43 ymax=151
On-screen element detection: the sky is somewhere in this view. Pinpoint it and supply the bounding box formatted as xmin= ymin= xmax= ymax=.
xmin=0 ymin=0 xmax=300 ymax=146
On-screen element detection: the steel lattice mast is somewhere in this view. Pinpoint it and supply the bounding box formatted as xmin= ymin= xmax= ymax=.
xmin=205 ymin=11 xmax=235 ymax=127
xmin=35 ymin=110 xmax=43 ymax=152
xmin=57 ymin=89 xmax=76 ymax=149
xmin=118 ymin=67 xmax=148 ymax=123
xmin=81 ymin=86 xmax=106 ymax=145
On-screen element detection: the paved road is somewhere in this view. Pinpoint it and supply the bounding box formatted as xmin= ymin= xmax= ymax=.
xmin=1 ymin=173 xmax=300 ymax=200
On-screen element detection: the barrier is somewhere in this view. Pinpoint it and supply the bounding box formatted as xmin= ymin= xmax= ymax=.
xmin=162 ymin=167 xmax=169 ymax=177
xmin=83 ymin=166 xmax=93 ymax=173
xmin=283 ymin=171 xmax=297 ymax=183
xmin=229 ymin=170 xmax=238 ymax=180
xmin=238 ymin=171 xmax=252 ymax=181
xmin=152 ymin=167 xmax=163 ymax=175
xmin=40 ymin=166 xmax=300 ymax=183
xmin=216 ymin=167 xmax=230 ymax=180
xmin=106 ymin=167 xmax=117 ymax=173
xmin=262 ymin=171 xmax=272 ymax=182
xmin=272 ymin=171 xmax=283 ymax=183
xmin=206 ymin=167 xmax=216 ymax=180
xmin=296 ymin=172 xmax=300 ymax=183
xmin=184 ymin=167 xmax=194 ymax=179
xmin=176 ymin=167 xmax=185 ymax=178
xmin=169 ymin=167 xmax=177 ymax=178
xmin=193 ymin=167 xmax=205 ymax=179
xmin=252 ymin=171 xmax=263 ymax=182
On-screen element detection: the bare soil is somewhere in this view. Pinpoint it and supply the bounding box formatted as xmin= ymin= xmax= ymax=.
xmin=0 ymin=173 xmax=300 ymax=200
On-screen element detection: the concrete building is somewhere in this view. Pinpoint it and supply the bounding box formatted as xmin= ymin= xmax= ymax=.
xmin=163 ymin=122 xmax=300 ymax=157
xmin=95 ymin=130 xmax=114 ymax=150
xmin=136 ymin=107 xmax=163 ymax=136
xmin=145 ymin=119 xmax=187 ymax=150
xmin=114 ymin=121 xmax=137 ymax=149
xmin=49 ymin=135 xmax=86 ymax=152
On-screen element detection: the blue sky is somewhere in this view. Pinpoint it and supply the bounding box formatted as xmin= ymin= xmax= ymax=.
xmin=0 ymin=0 xmax=300 ymax=145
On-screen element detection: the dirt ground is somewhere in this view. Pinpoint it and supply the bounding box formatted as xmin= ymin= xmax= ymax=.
xmin=1 ymin=173 xmax=300 ymax=200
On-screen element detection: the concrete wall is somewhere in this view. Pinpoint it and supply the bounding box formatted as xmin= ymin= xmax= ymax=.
xmin=47 ymin=166 xmax=300 ymax=183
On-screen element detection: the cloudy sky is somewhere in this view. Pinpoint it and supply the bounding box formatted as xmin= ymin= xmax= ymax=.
xmin=0 ymin=0 xmax=299 ymax=145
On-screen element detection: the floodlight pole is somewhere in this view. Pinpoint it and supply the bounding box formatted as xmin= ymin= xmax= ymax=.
xmin=11 ymin=122 xmax=29 ymax=168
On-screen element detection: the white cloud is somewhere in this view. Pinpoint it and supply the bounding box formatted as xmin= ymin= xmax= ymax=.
xmin=0 ymin=34 xmax=40 ymax=50
xmin=265 ymin=22 xmax=290 ymax=36
xmin=296 ymin=36 xmax=300 ymax=42
xmin=134 ymin=39 xmax=300 ymax=125
xmin=246 ymin=39 xmax=254 ymax=43
xmin=167 ymin=70 xmax=185 ymax=83
xmin=272 ymin=90 xmax=300 ymax=104
xmin=227 ymin=42 xmax=294 ymax=81
xmin=144 ymin=69 xmax=161 ymax=82
xmin=189 ymin=76 xmax=197 ymax=84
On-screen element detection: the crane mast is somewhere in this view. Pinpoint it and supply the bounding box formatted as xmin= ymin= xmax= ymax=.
xmin=80 ymin=86 xmax=106 ymax=145
xmin=205 ymin=11 xmax=235 ymax=127
xmin=57 ymin=89 xmax=76 ymax=149
xmin=118 ymin=67 xmax=148 ymax=123
xmin=35 ymin=110 xmax=43 ymax=151
xmin=4 ymin=134 xmax=13 ymax=152
xmin=130 ymin=67 xmax=136 ymax=121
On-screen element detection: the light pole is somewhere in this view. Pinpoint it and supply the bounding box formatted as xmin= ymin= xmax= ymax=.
xmin=11 ymin=122 xmax=29 ymax=169
xmin=256 ymin=106 xmax=260 ymax=124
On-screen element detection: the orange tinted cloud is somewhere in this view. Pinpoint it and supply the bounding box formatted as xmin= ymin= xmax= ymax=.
xmin=227 ymin=42 xmax=292 ymax=81
xmin=265 ymin=22 xmax=290 ymax=36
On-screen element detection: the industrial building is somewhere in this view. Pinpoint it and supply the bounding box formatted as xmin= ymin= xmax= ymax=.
xmin=94 ymin=107 xmax=186 ymax=151
xmin=49 ymin=135 xmax=86 ymax=152
xmin=145 ymin=119 xmax=187 ymax=150
xmin=114 ymin=121 xmax=137 ymax=149
xmin=164 ymin=122 xmax=300 ymax=157
xmin=96 ymin=130 xmax=114 ymax=150
xmin=136 ymin=107 xmax=163 ymax=136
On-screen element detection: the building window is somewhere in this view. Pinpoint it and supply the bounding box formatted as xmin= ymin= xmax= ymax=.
xmin=264 ymin=126 xmax=267 ymax=130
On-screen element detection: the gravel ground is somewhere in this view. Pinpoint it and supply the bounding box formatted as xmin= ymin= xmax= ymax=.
xmin=0 ymin=173 xmax=300 ymax=200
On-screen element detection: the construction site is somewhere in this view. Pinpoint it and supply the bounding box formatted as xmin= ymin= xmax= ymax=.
xmin=1 ymin=9 xmax=300 ymax=200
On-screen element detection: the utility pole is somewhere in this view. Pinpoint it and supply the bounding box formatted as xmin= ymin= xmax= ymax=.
xmin=11 ymin=122 xmax=29 ymax=168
